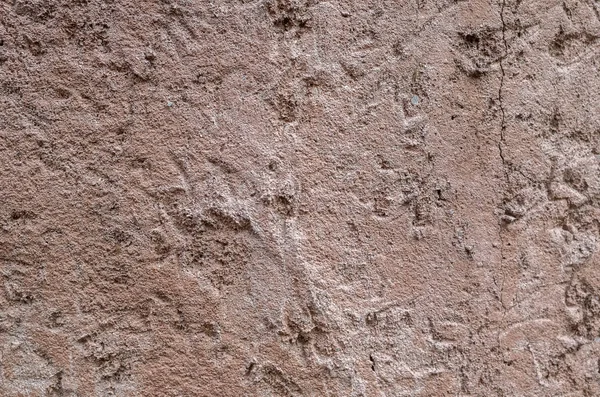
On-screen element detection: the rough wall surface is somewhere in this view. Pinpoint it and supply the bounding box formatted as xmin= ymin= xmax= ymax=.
xmin=1 ymin=0 xmax=600 ymax=395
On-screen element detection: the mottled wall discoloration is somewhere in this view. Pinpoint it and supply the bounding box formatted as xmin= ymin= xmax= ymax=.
xmin=1 ymin=0 xmax=599 ymax=396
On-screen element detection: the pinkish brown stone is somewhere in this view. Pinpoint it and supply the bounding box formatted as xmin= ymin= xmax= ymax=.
xmin=1 ymin=0 xmax=600 ymax=395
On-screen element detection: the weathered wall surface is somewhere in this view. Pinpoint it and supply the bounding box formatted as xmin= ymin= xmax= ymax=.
xmin=1 ymin=0 xmax=600 ymax=395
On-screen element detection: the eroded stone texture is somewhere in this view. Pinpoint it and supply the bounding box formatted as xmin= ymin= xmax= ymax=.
xmin=1 ymin=0 xmax=599 ymax=395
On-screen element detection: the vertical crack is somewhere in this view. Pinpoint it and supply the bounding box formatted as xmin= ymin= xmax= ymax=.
xmin=498 ymin=0 xmax=509 ymax=186
xmin=496 ymin=0 xmax=510 ymax=315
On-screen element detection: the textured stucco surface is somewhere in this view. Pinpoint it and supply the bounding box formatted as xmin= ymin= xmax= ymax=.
xmin=1 ymin=0 xmax=600 ymax=395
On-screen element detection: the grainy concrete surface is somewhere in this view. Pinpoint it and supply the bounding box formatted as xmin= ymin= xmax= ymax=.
xmin=1 ymin=0 xmax=600 ymax=396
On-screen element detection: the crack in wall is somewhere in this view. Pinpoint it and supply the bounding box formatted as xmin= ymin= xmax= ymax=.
xmin=496 ymin=0 xmax=511 ymax=315
xmin=498 ymin=0 xmax=509 ymax=186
